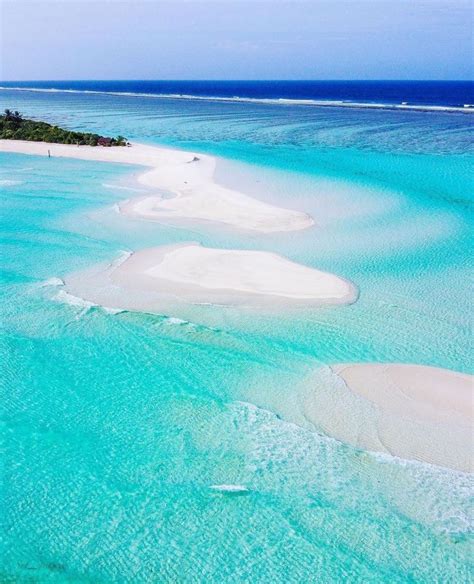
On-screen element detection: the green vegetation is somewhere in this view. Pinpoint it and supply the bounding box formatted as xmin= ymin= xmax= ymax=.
xmin=0 ymin=110 xmax=128 ymax=146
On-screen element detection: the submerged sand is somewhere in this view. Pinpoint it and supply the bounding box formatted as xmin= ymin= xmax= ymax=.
xmin=4 ymin=142 xmax=469 ymax=472
xmin=64 ymin=243 xmax=357 ymax=311
xmin=303 ymin=363 xmax=473 ymax=471
xmin=0 ymin=140 xmax=314 ymax=233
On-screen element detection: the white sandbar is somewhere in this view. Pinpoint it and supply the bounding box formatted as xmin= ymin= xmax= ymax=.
xmin=304 ymin=363 xmax=473 ymax=471
xmin=0 ymin=140 xmax=314 ymax=233
xmin=64 ymin=243 xmax=357 ymax=311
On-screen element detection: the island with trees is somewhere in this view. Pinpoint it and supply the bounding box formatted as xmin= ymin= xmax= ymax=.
xmin=0 ymin=110 xmax=128 ymax=147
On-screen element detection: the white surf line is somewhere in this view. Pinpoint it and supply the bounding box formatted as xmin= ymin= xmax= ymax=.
xmin=1 ymin=87 xmax=473 ymax=113
xmin=0 ymin=140 xmax=314 ymax=233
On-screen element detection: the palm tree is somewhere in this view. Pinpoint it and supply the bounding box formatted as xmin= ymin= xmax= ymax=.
xmin=3 ymin=109 xmax=23 ymax=126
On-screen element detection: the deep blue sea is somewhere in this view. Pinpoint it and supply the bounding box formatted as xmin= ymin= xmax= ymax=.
xmin=1 ymin=81 xmax=473 ymax=582
xmin=1 ymin=79 xmax=473 ymax=108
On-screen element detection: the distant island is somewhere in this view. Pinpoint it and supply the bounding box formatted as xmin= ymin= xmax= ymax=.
xmin=0 ymin=110 xmax=128 ymax=147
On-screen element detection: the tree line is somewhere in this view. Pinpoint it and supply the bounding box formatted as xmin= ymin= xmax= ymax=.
xmin=0 ymin=110 xmax=128 ymax=146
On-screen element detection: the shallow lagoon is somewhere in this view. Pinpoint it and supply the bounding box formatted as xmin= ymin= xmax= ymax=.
xmin=1 ymin=89 xmax=473 ymax=581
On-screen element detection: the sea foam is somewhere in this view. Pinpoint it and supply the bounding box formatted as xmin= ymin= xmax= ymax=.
xmin=210 ymin=485 xmax=250 ymax=494
xmin=53 ymin=289 xmax=125 ymax=316
xmin=40 ymin=277 xmax=65 ymax=288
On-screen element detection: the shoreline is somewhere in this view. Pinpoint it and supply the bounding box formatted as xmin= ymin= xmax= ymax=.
xmin=0 ymin=139 xmax=314 ymax=233
xmin=302 ymin=363 xmax=473 ymax=472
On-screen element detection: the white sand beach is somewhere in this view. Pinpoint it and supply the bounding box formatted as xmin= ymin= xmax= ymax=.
xmin=63 ymin=243 xmax=357 ymax=311
xmin=303 ymin=363 xmax=473 ymax=471
xmin=0 ymin=140 xmax=314 ymax=233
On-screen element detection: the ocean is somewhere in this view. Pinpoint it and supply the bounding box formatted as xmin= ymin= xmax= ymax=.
xmin=1 ymin=79 xmax=473 ymax=109
xmin=1 ymin=81 xmax=473 ymax=582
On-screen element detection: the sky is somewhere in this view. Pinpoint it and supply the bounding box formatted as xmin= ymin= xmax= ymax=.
xmin=0 ymin=0 xmax=472 ymax=81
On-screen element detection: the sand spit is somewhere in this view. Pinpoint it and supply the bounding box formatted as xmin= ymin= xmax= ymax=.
xmin=0 ymin=140 xmax=314 ymax=233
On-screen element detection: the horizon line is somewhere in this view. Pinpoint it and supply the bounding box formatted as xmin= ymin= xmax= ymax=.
xmin=1 ymin=79 xmax=473 ymax=84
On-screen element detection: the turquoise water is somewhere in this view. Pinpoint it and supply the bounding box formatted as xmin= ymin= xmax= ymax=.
xmin=1 ymin=91 xmax=473 ymax=582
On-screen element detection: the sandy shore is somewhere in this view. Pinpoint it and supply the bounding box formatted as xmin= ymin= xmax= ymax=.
xmin=303 ymin=363 xmax=473 ymax=471
xmin=63 ymin=243 xmax=357 ymax=311
xmin=0 ymin=140 xmax=314 ymax=233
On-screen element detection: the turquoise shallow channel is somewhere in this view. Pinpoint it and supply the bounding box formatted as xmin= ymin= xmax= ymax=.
xmin=1 ymin=88 xmax=473 ymax=582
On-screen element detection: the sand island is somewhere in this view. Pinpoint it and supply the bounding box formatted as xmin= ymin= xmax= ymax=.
xmin=62 ymin=243 xmax=358 ymax=311
xmin=303 ymin=363 xmax=473 ymax=472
